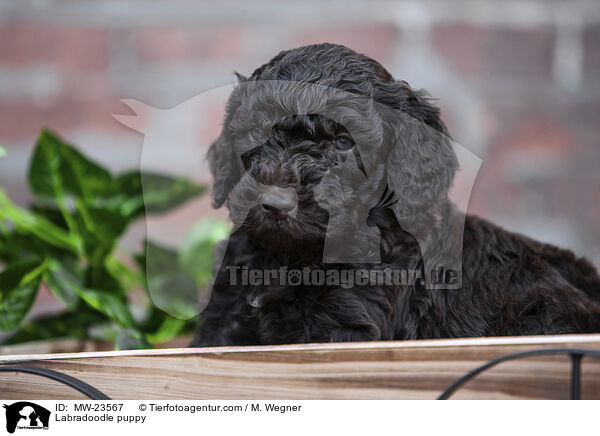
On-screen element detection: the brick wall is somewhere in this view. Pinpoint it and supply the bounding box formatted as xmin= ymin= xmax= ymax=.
xmin=1 ymin=0 xmax=600 ymax=270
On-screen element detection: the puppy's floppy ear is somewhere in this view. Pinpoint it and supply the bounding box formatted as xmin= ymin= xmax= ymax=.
xmin=207 ymin=74 xmax=247 ymax=208
xmin=375 ymin=81 xmax=458 ymax=212
xmin=207 ymin=131 xmax=239 ymax=208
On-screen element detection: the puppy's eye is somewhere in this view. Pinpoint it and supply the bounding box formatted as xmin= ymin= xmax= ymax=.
xmin=334 ymin=136 xmax=355 ymax=151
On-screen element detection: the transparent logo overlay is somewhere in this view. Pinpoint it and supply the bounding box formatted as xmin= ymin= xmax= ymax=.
xmin=114 ymin=80 xmax=482 ymax=320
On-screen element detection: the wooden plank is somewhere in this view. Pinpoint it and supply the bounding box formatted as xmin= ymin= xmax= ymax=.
xmin=1 ymin=334 xmax=600 ymax=400
xmin=0 ymin=335 xmax=193 ymax=356
xmin=0 ymin=339 xmax=112 ymax=356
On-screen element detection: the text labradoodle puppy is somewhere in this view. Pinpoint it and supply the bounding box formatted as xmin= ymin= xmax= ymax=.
xmin=192 ymin=43 xmax=600 ymax=346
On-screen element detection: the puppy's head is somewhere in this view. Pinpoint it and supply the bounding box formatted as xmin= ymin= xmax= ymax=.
xmin=207 ymin=43 xmax=457 ymax=253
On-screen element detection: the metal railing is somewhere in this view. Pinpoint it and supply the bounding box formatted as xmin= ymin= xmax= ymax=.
xmin=0 ymin=366 xmax=110 ymax=399
xmin=438 ymin=347 xmax=600 ymax=400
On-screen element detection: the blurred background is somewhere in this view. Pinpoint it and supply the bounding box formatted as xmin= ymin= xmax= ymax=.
xmin=1 ymin=0 xmax=600 ymax=331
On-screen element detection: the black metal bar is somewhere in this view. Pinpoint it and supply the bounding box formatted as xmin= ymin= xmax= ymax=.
xmin=570 ymin=353 xmax=583 ymax=400
xmin=438 ymin=348 xmax=600 ymax=400
xmin=0 ymin=365 xmax=111 ymax=400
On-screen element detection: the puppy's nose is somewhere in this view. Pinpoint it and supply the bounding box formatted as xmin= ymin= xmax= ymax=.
xmin=259 ymin=186 xmax=298 ymax=216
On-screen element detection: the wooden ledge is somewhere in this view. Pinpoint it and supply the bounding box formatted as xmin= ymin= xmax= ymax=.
xmin=2 ymin=334 xmax=600 ymax=400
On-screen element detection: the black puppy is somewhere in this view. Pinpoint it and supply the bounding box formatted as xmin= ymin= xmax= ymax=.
xmin=192 ymin=43 xmax=600 ymax=346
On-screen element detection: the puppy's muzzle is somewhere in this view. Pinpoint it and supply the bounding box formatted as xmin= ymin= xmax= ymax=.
xmin=258 ymin=185 xmax=298 ymax=218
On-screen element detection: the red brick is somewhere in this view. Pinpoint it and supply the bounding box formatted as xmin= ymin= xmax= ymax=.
xmin=468 ymin=110 xmax=575 ymax=217
xmin=197 ymin=99 xmax=226 ymax=145
xmin=493 ymin=112 xmax=574 ymax=157
xmin=290 ymin=24 xmax=399 ymax=65
xmin=0 ymin=23 xmax=109 ymax=70
xmin=432 ymin=24 xmax=556 ymax=77
xmin=0 ymin=98 xmax=127 ymax=142
xmin=595 ymin=183 xmax=600 ymax=222
xmin=59 ymin=70 xmax=115 ymax=100
xmin=136 ymin=27 xmax=246 ymax=64
xmin=136 ymin=28 xmax=193 ymax=63
xmin=583 ymin=23 xmax=600 ymax=72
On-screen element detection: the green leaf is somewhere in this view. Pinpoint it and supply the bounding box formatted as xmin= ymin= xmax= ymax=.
xmin=147 ymin=272 xmax=198 ymax=320
xmin=0 ymin=190 xmax=80 ymax=254
xmin=84 ymin=264 xmax=125 ymax=296
xmin=116 ymin=172 xmax=206 ymax=218
xmin=178 ymin=219 xmax=230 ymax=284
xmin=28 ymin=130 xmax=113 ymax=203
xmin=0 ymin=129 xmax=208 ymax=346
xmin=27 ymin=131 xmax=205 ymax=232
xmin=0 ymin=231 xmax=68 ymax=264
xmin=145 ymin=240 xmax=179 ymax=274
xmin=140 ymin=229 xmax=228 ymax=321
xmin=0 ymin=145 xmax=6 ymax=157
xmin=0 ymin=259 xmax=47 ymax=330
xmin=31 ymin=204 xmax=68 ymax=228
xmin=45 ymin=259 xmax=81 ymax=311
xmin=74 ymin=202 xmax=127 ymax=264
xmin=43 ymin=257 xmax=133 ymax=327
xmin=104 ymin=255 xmax=143 ymax=293
xmin=145 ymin=315 xmax=187 ymax=345
xmin=114 ymin=328 xmax=151 ymax=350
xmin=3 ymin=310 xmax=106 ymax=344
xmin=73 ymin=287 xmax=134 ymax=328
xmin=143 ymin=240 xmax=198 ymax=320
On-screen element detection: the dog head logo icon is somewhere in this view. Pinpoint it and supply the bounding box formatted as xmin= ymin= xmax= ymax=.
xmin=3 ymin=402 xmax=50 ymax=434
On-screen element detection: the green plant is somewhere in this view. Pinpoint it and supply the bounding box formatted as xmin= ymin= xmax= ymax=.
xmin=0 ymin=130 xmax=228 ymax=349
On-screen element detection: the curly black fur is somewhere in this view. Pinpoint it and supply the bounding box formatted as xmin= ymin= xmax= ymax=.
xmin=192 ymin=43 xmax=600 ymax=346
